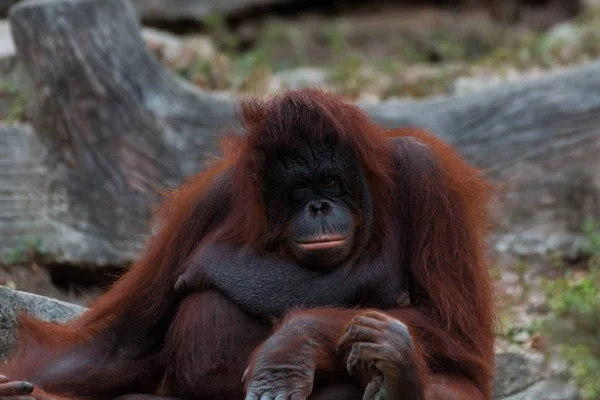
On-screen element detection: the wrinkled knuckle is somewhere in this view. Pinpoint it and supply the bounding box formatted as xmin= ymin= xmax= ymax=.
xmin=363 ymin=310 xmax=382 ymax=317
xmin=388 ymin=319 xmax=411 ymax=337
xmin=280 ymin=314 xmax=317 ymax=338
xmin=363 ymin=310 xmax=386 ymax=320
xmin=346 ymin=324 xmax=361 ymax=339
xmin=379 ymin=344 xmax=401 ymax=360
xmin=388 ymin=320 xmax=415 ymax=349
xmin=245 ymin=384 xmax=260 ymax=395
xmin=260 ymin=337 xmax=280 ymax=354
xmin=352 ymin=315 xmax=371 ymax=326
xmin=286 ymin=313 xmax=316 ymax=328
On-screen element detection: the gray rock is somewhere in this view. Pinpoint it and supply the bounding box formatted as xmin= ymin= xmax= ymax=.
xmin=493 ymin=352 xmax=580 ymax=400
xmin=493 ymin=352 xmax=544 ymax=398
xmin=271 ymin=67 xmax=329 ymax=92
xmin=502 ymin=380 xmax=580 ymax=400
xmin=0 ymin=286 xmax=84 ymax=359
xmin=544 ymin=23 xmax=583 ymax=47
xmin=0 ymin=20 xmax=14 ymax=57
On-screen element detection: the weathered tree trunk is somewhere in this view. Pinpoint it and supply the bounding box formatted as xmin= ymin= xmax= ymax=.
xmin=364 ymin=63 xmax=600 ymax=257
xmin=1 ymin=0 xmax=598 ymax=267
xmin=5 ymin=0 xmax=233 ymax=265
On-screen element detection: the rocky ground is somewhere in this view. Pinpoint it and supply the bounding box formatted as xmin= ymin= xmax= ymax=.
xmin=139 ymin=4 xmax=600 ymax=101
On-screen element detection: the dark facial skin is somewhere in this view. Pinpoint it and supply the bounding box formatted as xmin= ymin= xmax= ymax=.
xmin=263 ymin=140 xmax=361 ymax=269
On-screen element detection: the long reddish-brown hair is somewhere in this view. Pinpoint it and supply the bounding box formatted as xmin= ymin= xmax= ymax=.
xmin=3 ymin=88 xmax=495 ymax=399
xmin=217 ymin=89 xmax=397 ymax=250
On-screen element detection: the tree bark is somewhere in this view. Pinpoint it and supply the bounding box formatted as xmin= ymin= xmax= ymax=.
xmin=363 ymin=62 xmax=600 ymax=257
xmin=1 ymin=0 xmax=598 ymax=267
xmin=5 ymin=0 xmax=233 ymax=265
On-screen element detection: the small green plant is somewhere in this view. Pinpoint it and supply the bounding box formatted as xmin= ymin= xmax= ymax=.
xmin=202 ymin=13 xmax=238 ymax=54
xmin=515 ymin=258 xmax=530 ymax=302
xmin=0 ymin=80 xmax=28 ymax=122
xmin=582 ymin=216 xmax=600 ymax=256
xmin=489 ymin=263 xmax=502 ymax=281
xmin=245 ymin=19 xmax=309 ymax=72
xmin=0 ymin=79 xmax=19 ymax=94
xmin=328 ymin=55 xmax=379 ymax=99
xmin=2 ymin=235 xmax=46 ymax=265
xmin=230 ymin=50 xmax=271 ymax=94
xmin=563 ymin=346 xmax=600 ymax=400
xmin=544 ymin=269 xmax=599 ymax=328
xmin=5 ymin=93 xmax=28 ymax=123
xmin=322 ymin=21 xmax=347 ymax=58
xmin=285 ymin=26 xmax=309 ymax=68
xmin=538 ymin=217 xmax=600 ymax=400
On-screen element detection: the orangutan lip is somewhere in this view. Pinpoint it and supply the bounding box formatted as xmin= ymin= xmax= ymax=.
xmin=298 ymin=237 xmax=346 ymax=251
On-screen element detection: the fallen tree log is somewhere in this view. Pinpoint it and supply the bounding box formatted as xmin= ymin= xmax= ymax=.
xmin=3 ymin=0 xmax=232 ymax=266
xmin=363 ymin=64 xmax=600 ymax=258
xmin=0 ymin=0 xmax=598 ymax=267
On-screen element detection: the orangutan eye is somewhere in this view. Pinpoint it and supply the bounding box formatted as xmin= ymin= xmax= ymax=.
xmin=293 ymin=181 xmax=308 ymax=192
xmin=321 ymin=176 xmax=335 ymax=187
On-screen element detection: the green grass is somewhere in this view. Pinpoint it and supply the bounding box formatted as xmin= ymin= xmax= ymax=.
xmin=172 ymin=5 xmax=600 ymax=99
xmin=2 ymin=235 xmax=46 ymax=265
xmin=536 ymin=217 xmax=600 ymax=399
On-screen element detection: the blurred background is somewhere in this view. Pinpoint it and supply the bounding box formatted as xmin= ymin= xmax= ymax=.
xmin=0 ymin=0 xmax=598 ymax=399
xmin=107 ymin=0 xmax=591 ymax=100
